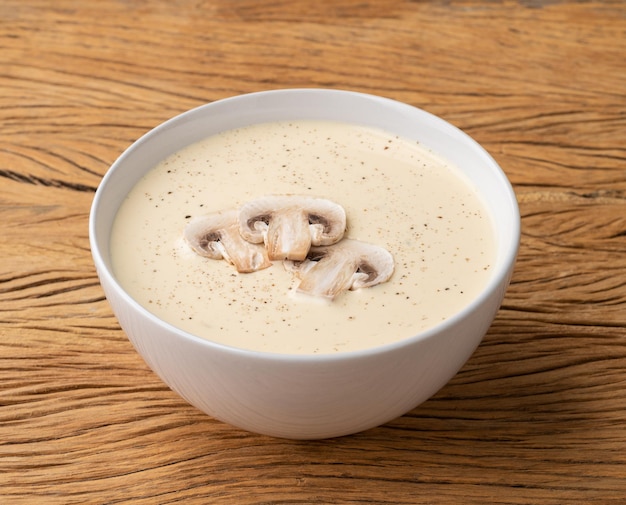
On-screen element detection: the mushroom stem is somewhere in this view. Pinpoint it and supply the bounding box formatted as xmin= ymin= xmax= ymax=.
xmin=263 ymin=209 xmax=312 ymax=261
xmin=293 ymin=255 xmax=359 ymax=299
xmin=216 ymin=227 xmax=272 ymax=273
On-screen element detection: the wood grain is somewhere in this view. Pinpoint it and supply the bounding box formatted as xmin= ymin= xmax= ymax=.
xmin=1 ymin=1 xmax=625 ymax=503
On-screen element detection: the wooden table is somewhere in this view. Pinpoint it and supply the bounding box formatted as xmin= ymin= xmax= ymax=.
xmin=2 ymin=1 xmax=625 ymax=503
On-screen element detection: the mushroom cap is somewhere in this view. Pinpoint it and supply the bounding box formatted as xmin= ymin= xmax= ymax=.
xmin=184 ymin=210 xmax=271 ymax=273
xmin=285 ymin=239 xmax=394 ymax=299
xmin=238 ymin=195 xmax=347 ymax=261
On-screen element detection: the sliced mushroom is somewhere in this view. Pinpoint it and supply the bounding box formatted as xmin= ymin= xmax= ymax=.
xmin=184 ymin=210 xmax=271 ymax=273
xmin=285 ymin=239 xmax=394 ymax=299
xmin=238 ymin=195 xmax=347 ymax=261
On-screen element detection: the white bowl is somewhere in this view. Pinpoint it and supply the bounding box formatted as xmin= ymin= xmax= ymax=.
xmin=89 ymin=89 xmax=519 ymax=439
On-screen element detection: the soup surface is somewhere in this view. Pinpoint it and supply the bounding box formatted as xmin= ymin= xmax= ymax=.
xmin=111 ymin=120 xmax=495 ymax=354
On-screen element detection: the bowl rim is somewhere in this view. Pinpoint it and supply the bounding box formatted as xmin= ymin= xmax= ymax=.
xmin=89 ymin=88 xmax=520 ymax=363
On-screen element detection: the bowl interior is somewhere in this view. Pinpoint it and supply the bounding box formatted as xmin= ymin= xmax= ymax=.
xmin=90 ymin=89 xmax=519 ymax=351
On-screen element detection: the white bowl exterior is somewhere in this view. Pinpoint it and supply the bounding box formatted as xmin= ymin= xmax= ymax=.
xmin=90 ymin=89 xmax=519 ymax=439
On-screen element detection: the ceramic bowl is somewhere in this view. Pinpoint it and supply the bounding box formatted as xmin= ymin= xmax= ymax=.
xmin=89 ymin=89 xmax=519 ymax=439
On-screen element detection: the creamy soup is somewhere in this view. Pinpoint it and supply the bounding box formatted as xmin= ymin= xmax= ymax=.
xmin=111 ymin=120 xmax=495 ymax=354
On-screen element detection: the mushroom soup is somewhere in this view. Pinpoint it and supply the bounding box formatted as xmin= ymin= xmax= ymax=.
xmin=110 ymin=120 xmax=495 ymax=354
